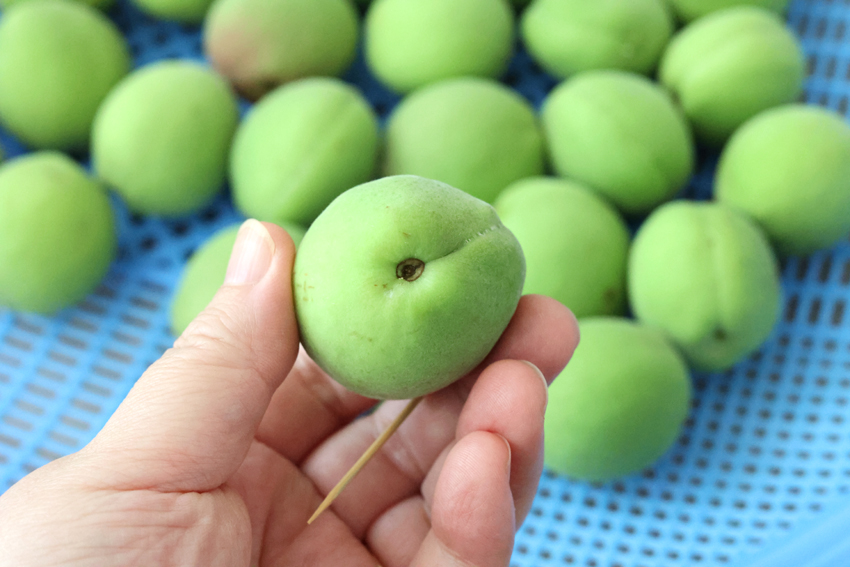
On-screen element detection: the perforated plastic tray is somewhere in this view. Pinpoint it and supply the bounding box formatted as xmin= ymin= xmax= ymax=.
xmin=0 ymin=2 xmax=849 ymax=566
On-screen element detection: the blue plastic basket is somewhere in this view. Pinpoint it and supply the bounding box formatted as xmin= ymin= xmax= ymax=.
xmin=1 ymin=2 xmax=849 ymax=566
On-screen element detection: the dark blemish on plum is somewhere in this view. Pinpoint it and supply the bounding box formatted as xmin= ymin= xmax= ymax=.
xmin=714 ymin=328 xmax=728 ymax=341
xmin=396 ymin=258 xmax=425 ymax=281
xmin=350 ymin=331 xmax=373 ymax=342
xmin=669 ymin=89 xmax=681 ymax=107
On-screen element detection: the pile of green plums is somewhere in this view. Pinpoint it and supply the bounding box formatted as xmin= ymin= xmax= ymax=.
xmin=2 ymin=0 xmax=850 ymax=488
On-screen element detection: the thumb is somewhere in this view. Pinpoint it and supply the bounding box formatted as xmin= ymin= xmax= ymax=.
xmin=84 ymin=219 xmax=300 ymax=492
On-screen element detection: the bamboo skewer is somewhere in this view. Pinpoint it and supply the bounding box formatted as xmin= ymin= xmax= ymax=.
xmin=308 ymin=396 xmax=425 ymax=524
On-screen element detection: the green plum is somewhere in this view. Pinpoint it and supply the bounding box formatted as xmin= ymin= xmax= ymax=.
xmin=132 ymin=0 xmax=215 ymax=23
xmin=203 ymin=0 xmax=359 ymax=101
xmin=494 ymin=177 xmax=630 ymax=318
xmin=364 ymin=0 xmax=514 ymax=94
xmin=658 ymin=6 xmax=805 ymax=146
xmin=0 ymin=0 xmax=130 ymax=151
xmin=92 ymin=61 xmax=239 ymax=217
xmin=521 ymin=0 xmax=674 ymax=79
xmin=629 ymin=201 xmax=782 ymax=370
xmin=716 ymin=104 xmax=850 ymax=256
xmin=231 ymin=78 xmax=379 ymax=227
xmin=0 ymin=152 xmax=116 ymax=314
xmin=541 ymin=70 xmax=694 ymax=216
xmin=665 ymin=0 xmax=790 ymax=23
xmin=383 ymin=77 xmax=545 ymax=204
xmin=544 ymin=317 xmax=691 ymax=482
xmin=294 ymin=175 xmax=525 ymax=400
xmin=170 ymin=221 xmax=305 ymax=335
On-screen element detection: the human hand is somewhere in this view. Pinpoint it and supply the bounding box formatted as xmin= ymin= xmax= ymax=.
xmin=0 ymin=219 xmax=579 ymax=567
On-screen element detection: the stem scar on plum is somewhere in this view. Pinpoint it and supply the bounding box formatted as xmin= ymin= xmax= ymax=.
xmin=397 ymin=258 xmax=425 ymax=281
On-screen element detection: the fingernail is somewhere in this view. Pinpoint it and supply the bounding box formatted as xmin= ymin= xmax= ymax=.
xmin=497 ymin=433 xmax=512 ymax=477
xmin=522 ymin=360 xmax=548 ymax=410
xmin=225 ymin=219 xmax=275 ymax=285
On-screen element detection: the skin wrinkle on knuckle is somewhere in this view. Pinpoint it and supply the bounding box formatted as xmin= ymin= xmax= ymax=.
xmin=174 ymin=305 xmax=247 ymax=356
xmin=176 ymin=281 xmax=264 ymax=347
xmin=163 ymin=303 xmax=280 ymax=401
xmin=101 ymin=367 xmax=266 ymax=493
xmin=123 ymin=435 xmax=216 ymax=489
xmin=177 ymin=297 xmax=293 ymax=394
xmin=156 ymin=347 xmax=271 ymax=401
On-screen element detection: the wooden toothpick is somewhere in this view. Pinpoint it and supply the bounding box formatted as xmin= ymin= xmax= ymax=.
xmin=308 ymin=396 xmax=424 ymax=524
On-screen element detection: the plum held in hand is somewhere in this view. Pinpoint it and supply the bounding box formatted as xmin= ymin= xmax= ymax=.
xmin=541 ymin=70 xmax=694 ymax=216
xmin=231 ymin=78 xmax=379 ymax=227
xmin=0 ymin=0 xmax=130 ymax=152
xmin=92 ymin=61 xmax=239 ymax=217
xmin=0 ymin=152 xmax=116 ymax=314
xmin=715 ymin=104 xmax=850 ymax=256
xmin=383 ymin=77 xmax=545 ymax=204
xmin=521 ymin=0 xmax=673 ymax=79
xmin=544 ymin=317 xmax=691 ymax=482
xmin=494 ymin=176 xmax=630 ymax=318
xmin=203 ymin=0 xmax=358 ymax=101
xmin=364 ymin=0 xmax=514 ymax=94
xmin=628 ymin=201 xmax=782 ymax=371
xmin=658 ymin=6 xmax=805 ymax=147
xmin=294 ymin=175 xmax=525 ymax=400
